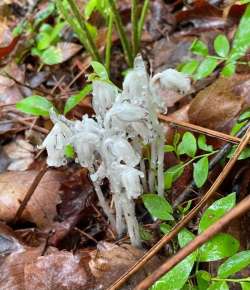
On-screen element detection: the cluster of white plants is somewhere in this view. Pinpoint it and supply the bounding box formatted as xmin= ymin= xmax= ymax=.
xmin=41 ymin=55 xmax=190 ymax=246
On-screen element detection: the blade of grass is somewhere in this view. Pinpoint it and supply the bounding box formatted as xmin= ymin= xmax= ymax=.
xmin=131 ymin=0 xmax=139 ymax=56
xmin=107 ymin=0 xmax=133 ymax=66
xmin=105 ymin=13 xmax=114 ymax=74
xmin=56 ymin=0 xmax=93 ymax=56
xmin=67 ymin=0 xmax=101 ymax=61
xmin=138 ymin=0 xmax=149 ymax=43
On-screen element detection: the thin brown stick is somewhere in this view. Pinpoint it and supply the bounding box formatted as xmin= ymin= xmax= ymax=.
xmin=136 ymin=194 xmax=250 ymax=289
xmin=108 ymin=127 xmax=250 ymax=290
xmin=159 ymin=114 xmax=242 ymax=144
xmin=13 ymin=163 xmax=48 ymax=224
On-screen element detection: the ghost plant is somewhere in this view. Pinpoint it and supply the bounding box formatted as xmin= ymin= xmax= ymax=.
xmin=41 ymin=55 xmax=190 ymax=247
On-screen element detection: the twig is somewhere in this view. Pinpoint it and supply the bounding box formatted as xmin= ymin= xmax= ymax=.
xmin=108 ymin=126 xmax=250 ymax=290
xmin=136 ymin=194 xmax=250 ymax=289
xmin=173 ymin=121 xmax=250 ymax=207
xmin=159 ymin=114 xmax=242 ymax=145
xmin=13 ymin=163 xmax=48 ymax=224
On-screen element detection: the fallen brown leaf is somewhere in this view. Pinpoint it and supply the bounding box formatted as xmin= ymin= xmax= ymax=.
xmin=0 ymin=170 xmax=63 ymax=228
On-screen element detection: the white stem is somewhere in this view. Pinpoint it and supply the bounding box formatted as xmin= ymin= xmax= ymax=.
xmin=140 ymin=158 xmax=148 ymax=193
xmin=121 ymin=194 xmax=141 ymax=247
xmin=93 ymin=181 xmax=116 ymax=229
xmin=114 ymin=191 xmax=125 ymax=237
xmin=157 ymin=133 xmax=165 ymax=196
xmin=149 ymin=141 xmax=157 ymax=192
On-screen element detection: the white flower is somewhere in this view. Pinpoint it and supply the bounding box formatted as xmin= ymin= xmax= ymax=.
xmin=110 ymin=163 xmax=144 ymax=199
xmin=104 ymin=102 xmax=148 ymax=130
xmin=122 ymin=55 xmax=149 ymax=104
xmin=92 ymin=80 xmax=118 ymax=118
xmin=151 ymin=68 xmax=191 ymax=95
xmin=70 ymin=132 xmax=100 ymax=168
xmin=101 ymin=135 xmax=140 ymax=167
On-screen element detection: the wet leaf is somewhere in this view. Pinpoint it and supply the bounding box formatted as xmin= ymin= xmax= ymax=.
xmin=198 ymin=135 xmax=213 ymax=152
xmin=177 ymin=132 xmax=197 ymax=157
xmin=64 ymin=84 xmax=92 ymax=114
xmin=214 ymin=35 xmax=230 ymax=58
xmin=207 ymin=282 xmax=229 ymax=290
xmin=151 ymin=229 xmax=197 ymax=290
xmin=199 ymin=193 xmax=236 ymax=233
xmin=198 ymin=233 xmax=239 ymax=262
xmin=193 ymin=156 xmax=208 ymax=188
xmin=164 ymin=163 xmax=184 ymax=189
xmin=142 ymin=194 xmax=173 ymax=221
xmin=194 ymin=58 xmax=218 ymax=80
xmin=16 ymin=95 xmax=54 ymax=117
xmin=218 ymin=251 xmax=250 ymax=278
xmin=190 ymin=40 xmax=208 ymax=56
xmin=196 ymin=270 xmax=211 ymax=290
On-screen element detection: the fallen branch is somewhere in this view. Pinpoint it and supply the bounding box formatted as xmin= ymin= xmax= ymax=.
xmin=108 ymin=126 xmax=250 ymax=290
xmin=136 ymin=193 xmax=250 ymax=289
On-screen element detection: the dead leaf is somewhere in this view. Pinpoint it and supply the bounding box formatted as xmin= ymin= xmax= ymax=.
xmin=88 ymin=241 xmax=162 ymax=289
xmin=3 ymin=139 xmax=35 ymax=171
xmin=57 ymin=42 xmax=82 ymax=63
xmin=0 ymin=62 xmax=25 ymax=104
xmin=24 ymin=251 xmax=88 ymax=290
xmin=0 ymin=170 xmax=63 ymax=228
xmin=188 ymin=75 xmax=250 ymax=131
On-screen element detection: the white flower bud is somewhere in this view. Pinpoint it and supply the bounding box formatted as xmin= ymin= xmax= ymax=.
xmin=92 ymin=80 xmax=118 ymax=118
xmin=151 ymin=69 xmax=191 ymax=95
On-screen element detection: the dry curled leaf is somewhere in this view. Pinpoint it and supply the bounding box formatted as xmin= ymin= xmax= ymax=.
xmin=0 ymin=170 xmax=63 ymax=228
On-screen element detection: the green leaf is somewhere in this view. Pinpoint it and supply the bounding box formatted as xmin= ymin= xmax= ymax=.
xmin=194 ymin=57 xmax=218 ymax=80
xmin=64 ymin=84 xmax=92 ymax=114
xmin=85 ymin=0 xmax=98 ymax=18
xmin=163 ymin=145 xmax=175 ymax=152
xmin=221 ymin=62 xmax=236 ymax=77
xmin=160 ymin=223 xmax=172 ymax=235
xmin=207 ymin=282 xmax=229 ymax=290
xmin=177 ymin=132 xmax=197 ymax=157
xmin=64 ymin=144 xmax=74 ymax=158
xmin=227 ymin=146 xmax=250 ymax=160
xmin=241 ymin=282 xmax=250 ymax=290
xmin=16 ymin=95 xmax=54 ymax=117
xmin=196 ymin=271 xmax=211 ymax=290
xmin=218 ymin=251 xmax=250 ymax=278
xmin=229 ymin=4 xmax=250 ymax=62
xmin=142 ymin=194 xmax=173 ymax=221
xmin=34 ymin=3 xmax=55 ymax=27
xmin=198 ymin=135 xmax=213 ymax=152
xmin=214 ymin=35 xmax=230 ymax=58
xmin=181 ymin=60 xmax=200 ymax=75
xmin=91 ymin=61 xmax=109 ymax=80
xmin=199 ymin=193 xmax=236 ymax=233
xmin=151 ymin=230 xmax=197 ymax=290
xmin=164 ymin=163 xmax=184 ymax=189
xmin=173 ymin=132 xmax=181 ymax=148
xmin=178 ymin=228 xmax=196 ymax=247
xmin=239 ymin=109 xmax=250 ymax=122
xmin=40 ymin=46 xmax=63 ymax=65
xmin=193 ymin=156 xmax=209 ymax=188
xmin=198 ymin=233 xmax=239 ymax=262
xmin=230 ymin=120 xmax=247 ymax=136
xmin=190 ymin=39 xmax=208 ymax=56
xmin=139 ymin=226 xmax=153 ymax=241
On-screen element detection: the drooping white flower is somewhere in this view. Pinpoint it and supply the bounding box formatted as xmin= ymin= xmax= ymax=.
xmin=92 ymin=80 xmax=118 ymax=118
xmin=101 ymin=135 xmax=140 ymax=167
xmin=122 ymin=55 xmax=148 ymax=104
xmin=70 ymin=132 xmax=100 ymax=168
xmin=151 ymin=68 xmax=191 ymax=95
xmin=40 ymin=109 xmax=73 ymax=167
xmin=110 ymin=163 xmax=144 ymax=200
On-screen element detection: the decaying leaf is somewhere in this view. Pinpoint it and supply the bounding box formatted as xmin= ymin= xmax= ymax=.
xmin=3 ymin=139 xmax=35 ymax=171
xmin=0 ymin=170 xmax=63 ymax=228
xmin=24 ymin=251 xmax=88 ymax=290
xmin=188 ymin=75 xmax=250 ymax=131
